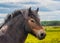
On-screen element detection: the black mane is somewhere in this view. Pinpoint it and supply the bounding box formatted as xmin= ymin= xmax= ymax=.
xmin=0 ymin=10 xmax=22 ymax=28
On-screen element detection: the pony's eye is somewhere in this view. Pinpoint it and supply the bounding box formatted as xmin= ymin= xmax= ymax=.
xmin=31 ymin=20 xmax=35 ymax=22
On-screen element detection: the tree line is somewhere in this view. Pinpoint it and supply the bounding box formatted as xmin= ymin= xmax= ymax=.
xmin=41 ymin=21 xmax=60 ymax=26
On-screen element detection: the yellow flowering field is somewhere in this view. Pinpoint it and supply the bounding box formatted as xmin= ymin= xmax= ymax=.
xmin=25 ymin=26 xmax=60 ymax=43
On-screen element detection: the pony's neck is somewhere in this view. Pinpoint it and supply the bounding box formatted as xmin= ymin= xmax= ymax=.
xmin=7 ymin=27 xmax=28 ymax=43
xmin=6 ymin=15 xmax=28 ymax=43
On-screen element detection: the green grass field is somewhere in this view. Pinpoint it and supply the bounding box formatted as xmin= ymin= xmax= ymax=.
xmin=25 ymin=26 xmax=60 ymax=43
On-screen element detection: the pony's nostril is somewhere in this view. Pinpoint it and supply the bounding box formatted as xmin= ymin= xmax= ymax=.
xmin=41 ymin=33 xmax=44 ymax=36
xmin=38 ymin=33 xmax=46 ymax=40
xmin=40 ymin=33 xmax=46 ymax=37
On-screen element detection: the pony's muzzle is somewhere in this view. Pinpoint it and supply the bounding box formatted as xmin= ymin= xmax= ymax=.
xmin=38 ymin=33 xmax=46 ymax=40
xmin=36 ymin=30 xmax=46 ymax=40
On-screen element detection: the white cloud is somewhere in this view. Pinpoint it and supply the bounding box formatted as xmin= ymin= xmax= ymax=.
xmin=0 ymin=14 xmax=8 ymax=17
xmin=38 ymin=11 xmax=60 ymax=21
xmin=0 ymin=0 xmax=31 ymax=3
xmin=0 ymin=0 xmax=60 ymax=21
xmin=0 ymin=7 xmax=10 ymax=10
xmin=38 ymin=10 xmax=60 ymax=15
xmin=19 ymin=0 xmax=60 ymax=11
xmin=0 ymin=19 xmax=4 ymax=24
xmin=0 ymin=14 xmax=8 ymax=24
xmin=1 ymin=0 xmax=60 ymax=11
xmin=0 ymin=0 xmax=21 ymax=3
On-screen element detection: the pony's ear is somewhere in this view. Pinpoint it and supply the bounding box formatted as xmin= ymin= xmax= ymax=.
xmin=23 ymin=7 xmax=32 ymax=19
xmin=36 ymin=8 xmax=39 ymax=12
xmin=28 ymin=7 xmax=32 ymax=13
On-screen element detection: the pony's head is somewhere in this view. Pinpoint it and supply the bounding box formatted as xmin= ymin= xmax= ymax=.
xmin=23 ymin=7 xmax=46 ymax=40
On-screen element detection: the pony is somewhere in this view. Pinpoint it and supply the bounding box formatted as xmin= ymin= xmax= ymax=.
xmin=0 ymin=7 xmax=46 ymax=43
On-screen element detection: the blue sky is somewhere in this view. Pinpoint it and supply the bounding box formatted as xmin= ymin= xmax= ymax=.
xmin=0 ymin=0 xmax=60 ymax=23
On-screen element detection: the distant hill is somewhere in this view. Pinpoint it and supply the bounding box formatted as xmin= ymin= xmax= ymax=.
xmin=41 ymin=21 xmax=60 ymax=26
